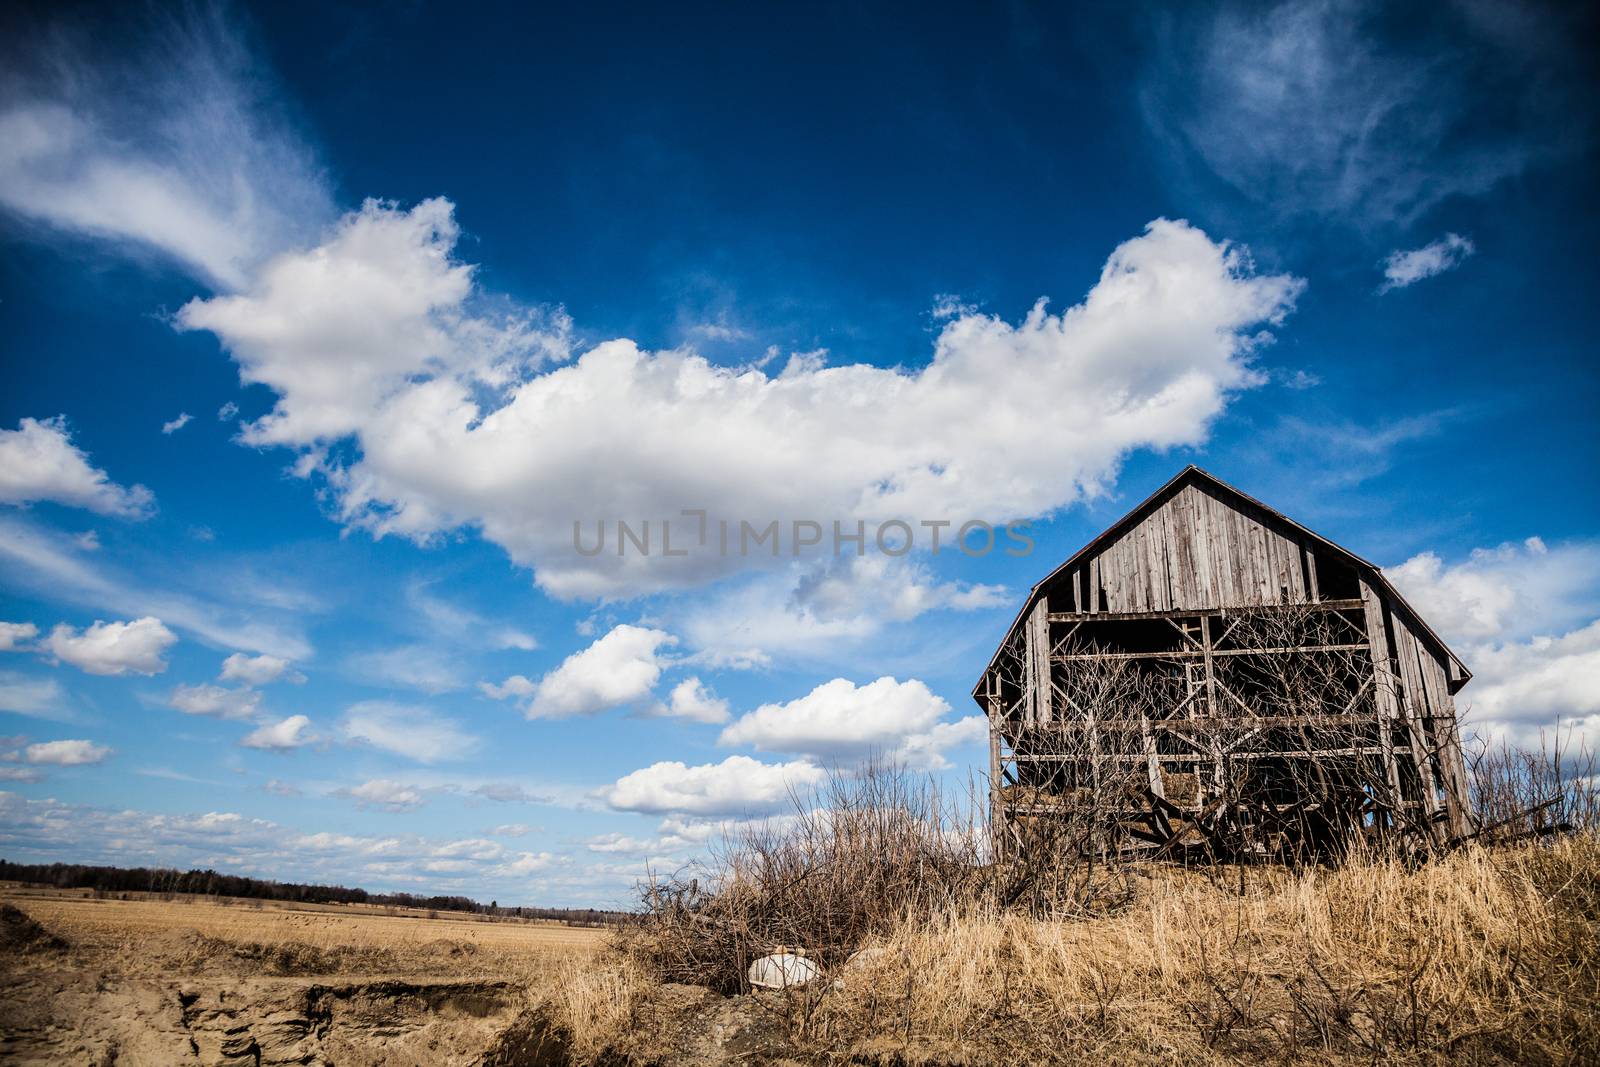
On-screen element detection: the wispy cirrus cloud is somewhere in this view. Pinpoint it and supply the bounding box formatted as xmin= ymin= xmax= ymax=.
xmin=1143 ymin=0 xmax=1589 ymax=227
xmin=338 ymin=701 xmax=477 ymax=763
xmin=0 ymin=516 xmax=312 ymax=661
xmin=0 ymin=5 xmax=332 ymax=288
xmin=1379 ymin=233 xmax=1475 ymax=292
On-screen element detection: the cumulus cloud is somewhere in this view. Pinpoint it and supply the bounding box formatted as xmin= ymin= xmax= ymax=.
xmin=0 ymin=622 xmax=39 ymax=651
xmin=25 ymin=738 xmax=111 ymax=765
xmin=177 ymin=197 xmax=572 ymax=446
xmin=161 ymin=412 xmax=194 ymax=435
xmin=168 ymin=683 xmax=262 ymax=721
xmin=526 ymin=625 xmax=676 ymax=719
xmin=48 ymin=616 xmax=176 ymax=675
xmin=178 ymin=204 xmax=1299 ymax=599
xmin=602 ymin=754 xmax=826 ymax=816
xmin=240 ymin=714 xmax=314 ymax=751
xmin=1388 ymin=537 xmax=1600 ymax=745
xmin=1388 ymin=537 xmax=1600 ymax=644
xmin=719 ymin=676 xmax=983 ymax=768
xmin=339 ymin=701 xmax=477 ymax=763
xmin=340 ymin=778 xmax=426 ymax=812
xmin=219 ymin=651 xmax=305 ymax=686
xmin=649 ymin=677 xmax=731 ymax=724
xmin=0 ymin=7 xmax=332 ymax=288
xmin=0 ymin=417 xmax=154 ymax=518
xmin=1380 ymin=234 xmax=1475 ymax=292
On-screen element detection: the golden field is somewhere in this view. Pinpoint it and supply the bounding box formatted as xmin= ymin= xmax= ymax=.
xmin=0 ymin=881 xmax=605 ymax=960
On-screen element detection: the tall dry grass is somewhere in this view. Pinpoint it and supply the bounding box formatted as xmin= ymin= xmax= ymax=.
xmin=603 ymin=752 xmax=1600 ymax=1065
xmin=808 ymin=836 xmax=1599 ymax=1064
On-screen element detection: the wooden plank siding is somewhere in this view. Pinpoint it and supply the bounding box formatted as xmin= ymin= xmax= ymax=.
xmin=1069 ymin=483 xmax=1316 ymax=614
xmin=979 ymin=466 xmax=1477 ymax=849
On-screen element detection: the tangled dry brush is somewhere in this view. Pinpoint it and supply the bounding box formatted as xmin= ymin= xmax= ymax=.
xmin=548 ymin=746 xmax=1600 ymax=1066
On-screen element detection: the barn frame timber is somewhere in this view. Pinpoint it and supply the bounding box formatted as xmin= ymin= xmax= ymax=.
xmin=974 ymin=466 xmax=1475 ymax=863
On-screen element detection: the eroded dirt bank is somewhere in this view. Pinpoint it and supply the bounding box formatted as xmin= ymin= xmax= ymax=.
xmin=0 ymin=903 xmax=801 ymax=1066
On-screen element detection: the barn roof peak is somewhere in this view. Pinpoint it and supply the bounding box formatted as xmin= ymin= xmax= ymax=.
xmin=970 ymin=464 xmax=1469 ymax=701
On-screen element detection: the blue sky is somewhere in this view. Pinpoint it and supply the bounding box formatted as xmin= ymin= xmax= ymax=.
xmin=1 ymin=1 xmax=1597 ymax=906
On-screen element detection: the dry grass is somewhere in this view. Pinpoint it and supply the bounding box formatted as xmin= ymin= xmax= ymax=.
xmin=0 ymin=883 xmax=607 ymax=996
xmin=609 ymin=758 xmax=1600 ymax=1065
xmin=797 ymin=836 xmax=1600 ymax=1064
xmin=0 ymin=883 xmax=604 ymax=962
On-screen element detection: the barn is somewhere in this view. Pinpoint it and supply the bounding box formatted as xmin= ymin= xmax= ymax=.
xmin=973 ymin=466 xmax=1475 ymax=862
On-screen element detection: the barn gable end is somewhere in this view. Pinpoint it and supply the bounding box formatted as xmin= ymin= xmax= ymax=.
xmin=975 ymin=466 xmax=1475 ymax=859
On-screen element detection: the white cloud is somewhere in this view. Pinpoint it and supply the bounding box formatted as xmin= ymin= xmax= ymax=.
xmin=178 ymin=204 xmax=1299 ymax=600
xmin=680 ymin=556 xmax=1007 ymax=665
xmin=161 ymin=412 xmax=194 ymax=435
xmin=0 ymin=622 xmax=39 ymax=651
xmin=339 ymin=701 xmax=477 ymax=763
xmin=1463 ymin=622 xmax=1600 ymax=738
xmin=339 ymin=778 xmax=427 ymax=811
xmin=496 ymin=629 xmax=539 ymax=651
xmin=168 ymin=683 xmax=262 ymax=721
xmin=25 ymin=739 xmax=111 ymax=765
xmin=719 ymin=676 xmax=982 ymax=768
xmin=0 ymin=671 xmax=66 ymax=719
xmin=526 ymin=624 xmax=675 ymax=719
xmin=48 ymin=616 xmax=176 ymax=675
xmin=240 ymin=714 xmax=314 ymax=751
xmin=220 ymin=651 xmax=305 ymax=685
xmin=0 ymin=516 xmax=310 ymax=661
xmin=1388 ymin=537 xmax=1600 ymax=644
xmin=0 ymin=791 xmax=597 ymax=903
xmin=346 ymin=644 xmax=465 ymax=694
xmin=1380 ymin=234 xmax=1475 ymax=292
xmin=0 ymin=417 xmax=154 ymax=518
xmin=585 ymin=833 xmax=660 ymax=854
xmin=602 ymin=754 xmax=825 ymax=816
xmin=1388 ymin=537 xmax=1600 ymax=745
xmin=497 ymin=851 xmax=559 ymax=875
xmin=472 ymin=783 xmax=549 ymax=804
xmin=0 ymin=10 xmax=332 ymax=289
xmin=1146 ymin=0 xmax=1581 ymax=225
xmin=649 ymin=677 xmax=731 ymax=724
xmin=479 ymin=674 xmax=537 ymax=701
xmin=176 ymin=197 xmax=572 ymax=446
xmin=217 ymin=401 xmax=240 ymax=421
xmin=405 ymin=581 xmax=538 ymax=653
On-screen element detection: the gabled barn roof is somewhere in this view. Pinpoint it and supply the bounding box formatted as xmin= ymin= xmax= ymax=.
xmin=970 ymin=465 xmax=1471 ymax=704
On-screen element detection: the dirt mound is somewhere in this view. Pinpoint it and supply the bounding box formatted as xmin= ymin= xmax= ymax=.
xmin=616 ymin=983 xmax=802 ymax=1066
xmin=0 ymin=904 xmax=67 ymax=953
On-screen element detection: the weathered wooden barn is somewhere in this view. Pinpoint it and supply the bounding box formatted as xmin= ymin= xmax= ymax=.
xmin=974 ymin=466 xmax=1475 ymax=862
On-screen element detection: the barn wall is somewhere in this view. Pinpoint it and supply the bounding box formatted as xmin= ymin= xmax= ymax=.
xmin=1051 ymin=481 xmax=1325 ymax=613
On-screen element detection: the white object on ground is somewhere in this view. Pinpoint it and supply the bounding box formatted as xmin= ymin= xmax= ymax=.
xmin=748 ymin=951 xmax=821 ymax=989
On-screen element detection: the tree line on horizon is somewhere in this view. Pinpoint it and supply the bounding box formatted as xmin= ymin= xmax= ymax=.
xmin=0 ymin=858 xmax=631 ymax=925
